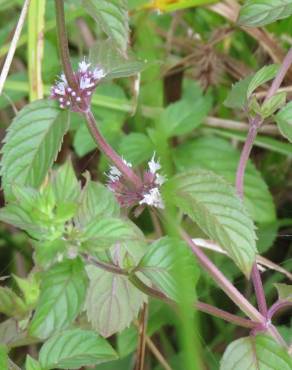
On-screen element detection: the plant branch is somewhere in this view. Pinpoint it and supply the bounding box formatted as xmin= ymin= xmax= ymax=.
xmin=268 ymin=300 xmax=292 ymax=320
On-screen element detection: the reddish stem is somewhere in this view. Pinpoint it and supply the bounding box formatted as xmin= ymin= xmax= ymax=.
xmin=268 ymin=300 xmax=292 ymax=320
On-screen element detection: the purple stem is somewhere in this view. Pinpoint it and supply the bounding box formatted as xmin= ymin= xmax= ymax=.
xmin=235 ymin=47 xmax=292 ymax=319
xmin=268 ymin=300 xmax=292 ymax=320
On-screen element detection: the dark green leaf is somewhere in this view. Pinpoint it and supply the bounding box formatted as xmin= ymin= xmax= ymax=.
xmin=164 ymin=169 xmax=257 ymax=276
xmin=275 ymin=101 xmax=292 ymax=142
xmin=238 ymin=0 xmax=292 ymax=27
xmin=29 ymin=259 xmax=88 ymax=339
xmin=220 ymin=334 xmax=292 ymax=369
xmin=39 ymin=329 xmax=117 ymax=369
xmin=1 ymin=100 xmax=69 ymax=197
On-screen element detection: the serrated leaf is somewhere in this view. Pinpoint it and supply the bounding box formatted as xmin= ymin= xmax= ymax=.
xmin=275 ymin=101 xmax=292 ymax=143
xmin=137 ymin=237 xmax=199 ymax=300
xmin=29 ymin=259 xmax=88 ymax=339
xmin=260 ymin=92 xmax=286 ymax=118
xmin=85 ymin=265 xmax=145 ymax=337
xmin=158 ymin=98 xmax=210 ymax=137
xmin=51 ymin=160 xmax=80 ymax=204
xmin=220 ymin=334 xmax=292 ymax=370
xmin=75 ymin=180 xmax=119 ymax=227
xmin=39 ymin=329 xmax=117 ymax=369
xmin=90 ymin=39 xmax=148 ymax=79
xmin=238 ymin=0 xmax=292 ymax=27
xmin=83 ymin=0 xmax=129 ymax=54
xmin=275 ymin=283 xmax=292 ymax=302
xmin=173 ymin=136 xmax=276 ymax=223
xmin=0 ymin=287 xmax=27 ymax=319
xmin=1 ymin=100 xmax=69 ymax=197
xmin=119 ymin=133 xmax=154 ymax=166
xmin=247 ymin=64 xmax=279 ymax=98
xmin=25 ymin=355 xmax=42 ymax=370
xmin=80 ymin=217 xmax=144 ymax=252
xmin=164 ymin=169 xmax=257 ymax=276
xmin=224 ymin=75 xmax=253 ymax=109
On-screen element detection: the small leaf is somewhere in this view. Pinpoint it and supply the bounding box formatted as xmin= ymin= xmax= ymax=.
xmin=85 ymin=265 xmax=145 ymax=337
xmin=164 ymin=169 xmax=257 ymax=276
xmin=275 ymin=101 xmax=292 ymax=143
xmin=83 ymin=0 xmax=129 ymax=55
xmin=238 ymin=0 xmax=292 ymax=27
xmin=119 ymin=133 xmax=154 ymax=166
xmin=137 ymin=237 xmax=199 ymax=300
xmin=220 ymin=334 xmax=292 ymax=370
xmin=80 ymin=217 xmax=144 ymax=252
xmin=275 ymin=283 xmax=292 ymax=302
xmin=1 ymin=100 xmax=70 ymax=197
xmin=260 ymin=92 xmax=286 ymax=118
xmin=0 ymin=287 xmax=27 ymax=319
xmin=247 ymin=64 xmax=279 ymax=98
xmin=75 ymin=179 xmax=119 ymax=227
xmin=51 ymin=160 xmax=80 ymax=204
xmin=13 ymin=274 xmax=39 ymax=307
xmin=25 ymin=355 xmax=42 ymax=370
xmin=159 ymin=98 xmax=210 ymax=137
xmin=29 ymin=259 xmax=88 ymax=339
xmin=224 ymin=75 xmax=253 ymax=109
xmin=39 ymin=329 xmax=117 ymax=369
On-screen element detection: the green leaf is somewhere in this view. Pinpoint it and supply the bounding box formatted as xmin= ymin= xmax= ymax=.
xmin=0 ymin=345 xmax=8 ymax=370
xmin=224 ymin=75 xmax=253 ymax=109
xmin=83 ymin=0 xmax=129 ymax=55
xmin=13 ymin=274 xmax=39 ymax=307
xmin=275 ymin=101 xmax=292 ymax=142
xmin=238 ymin=0 xmax=292 ymax=27
xmin=51 ymin=160 xmax=80 ymax=204
xmin=85 ymin=265 xmax=145 ymax=337
xmin=260 ymin=92 xmax=286 ymax=118
xmin=247 ymin=64 xmax=279 ymax=98
xmin=25 ymin=355 xmax=42 ymax=370
xmin=173 ymin=136 xmax=276 ymax=223
xmin=29 ymin=259 xmax=88 ymax=339
xmin=80 ymin=217 xmax=145 ymax=252
xmin=137 ymin=237 xmax=199 ymax=300
xmin=220 ymin=334 xmax=292 ymax=369
xmin=90 ymin=39 xmax=148 ymax=79
xmin=39 ymin=329 xmax=117 ymax=369
xmin=1 ymin=100 xmax=69 ymax=197
xmin=158 ymin=98 xmax=210 ymax=137
xmin=0 ymin=287 xmax=27 ymax=319
xmin=75 ymin=179 xmax=119 ymax=227
xmin=119 ymin=133 xmax=154 ymax=166
xmin=164 ymin=169 xmax=257 ymax=276
xmin=275 ymin=283 xmax=292 ymax=302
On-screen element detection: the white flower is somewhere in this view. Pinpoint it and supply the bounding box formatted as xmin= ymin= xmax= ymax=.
xmin=155 ymin=173 xmax=166 ymax=186
xmin=80 ymin=76 xmax=94 ymax=90
xmin=79 ymin=59 xmax=91 ymax=73
xmin=107 ymin=165 xmax=122 ymax=182
xmin=148 ymin=153 xmax=161 ymax=174
xmin=67 ymin=246 xmax=78 ymax=259
xmin=93 ymin=67 xmax=105 ymax=80
xmin=60 ymin=73 xmax=67 ymax=83
xmin=139 ymin=187 xmax=164 ymax=209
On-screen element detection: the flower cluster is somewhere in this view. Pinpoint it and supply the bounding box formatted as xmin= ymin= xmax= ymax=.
xmin=107 ymin=154 xmax=166 ymax=211
xmin=51 ymin=59 xmax=105 ymax=112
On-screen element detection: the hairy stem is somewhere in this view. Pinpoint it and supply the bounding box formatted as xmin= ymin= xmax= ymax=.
xmin=235 ymin=47 xmax=292 ymax=321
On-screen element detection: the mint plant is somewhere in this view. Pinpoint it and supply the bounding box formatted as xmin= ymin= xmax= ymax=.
xmin=0 ymin=0 xmax=291 ymax=369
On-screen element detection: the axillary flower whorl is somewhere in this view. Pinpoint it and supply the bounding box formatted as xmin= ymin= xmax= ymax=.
xmin=51 ymin=59 xmax=105 ymax=112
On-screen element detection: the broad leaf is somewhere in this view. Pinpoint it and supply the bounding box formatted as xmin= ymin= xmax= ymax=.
xmin=220 ymin=334 xmax=292 ymax=369
xmin=75 ymin=179 xmax=119 ymax=227
xmin=275 ymin=101 xmax=292 ymax=143
xmin=137 ymin=237 xmax=199 ymax=300
xmin=275 ymin=283 xmax=292 ymax=302
xmin=1 ymin=100 xmax=69 ymax=197
xmin=119 ymin=133 xmax=154 ymax=166
xmin=39 ymin=329 xmax=117 ymax=369
xmin=0 ymin=287 xmax=27 ymax=319
xmin=29 ymin=259 xmax=88 ymax=339
xmin=164 ymin=169 xmax=257 ymax=276
xmin=85 ymin=265 xmax=145 ymax=337
xmin=247 ymin=64 xmax=279 ymax=98
xmin=83 ymin=0 xmax=129 ymax=55
xmin=173 ymin=136 xmax=276 ymax=223
xmin=25 ymin=355 xmax=42 ymax=370
xmin=238 ymin=0 xmax=292 ymax=27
